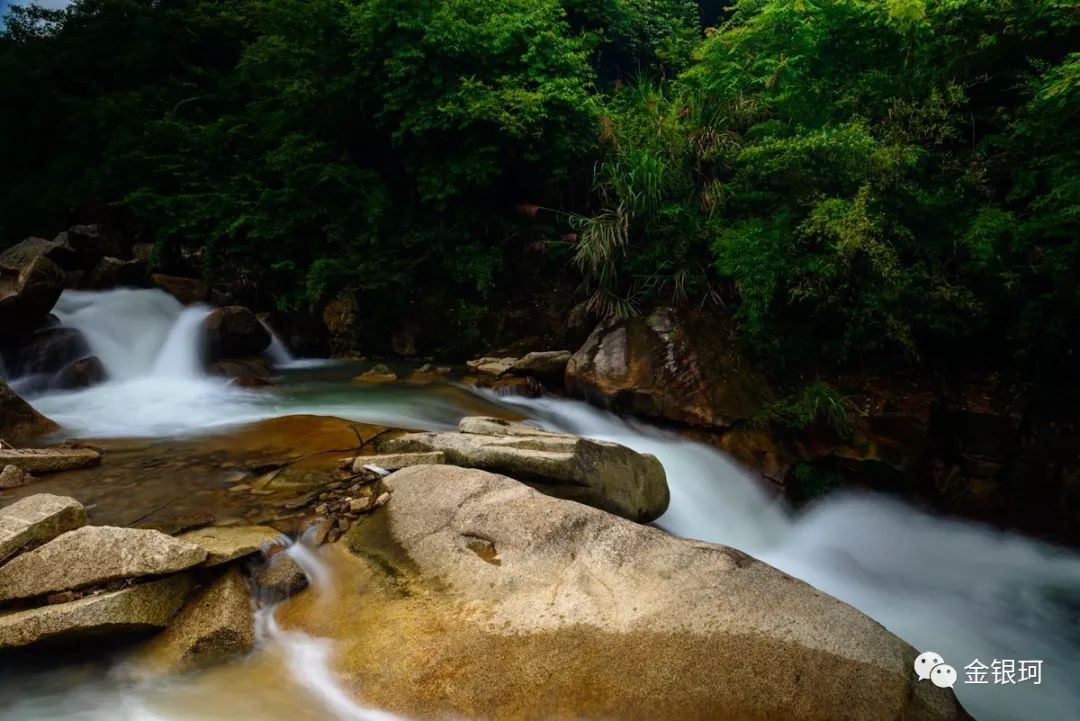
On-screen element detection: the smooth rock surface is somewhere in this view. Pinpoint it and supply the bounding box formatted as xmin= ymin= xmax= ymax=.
xmin=178 ymin=525 xmax=281 ymax=566
xmin=378 ymin=417 xmax=669 ymax=522
xmin=352 ymin=451 xmax=446 ymax=474
xmin=131 ymin=568 xmax=255 ymax=674
xmin=0 ymin=574 xmax=192 ymax=650
xmin=0 ymin=378 xmax=59 ymax=445
xmin=275 ymin=465 xmax=970 ymax=721
xmin=0 ymin=526 xmax=207 ymax=602
xmin=252 ymin=554 xmax=309 ymax=604
xmin=0 ymin=447 xmax=101 ymax=474
xmin=0 ymin=494 xmax=85 ymax=565
xmin=465 ymin=356 xmax=516 ymax=376
xmin=202 ymin=306 xmax=271 ymax=361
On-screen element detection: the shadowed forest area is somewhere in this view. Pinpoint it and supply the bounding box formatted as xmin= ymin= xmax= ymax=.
xmin=2 ymin=0 xmax=1077 ymax=375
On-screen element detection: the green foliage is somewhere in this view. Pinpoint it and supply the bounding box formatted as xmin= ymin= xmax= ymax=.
xmin=755 ymin=382 xmax=859 ymax=437
xmin=789 ymin=462 xmax=846 ymax=503
xmin=1 ymin=0 xmax=1077 ymax=376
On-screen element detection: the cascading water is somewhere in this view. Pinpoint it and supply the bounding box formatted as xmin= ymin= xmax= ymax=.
xmin=493 ymin=396 xmax=1080 ymax=721
xmin=9 ymin=287 xmax=1080 ymax=721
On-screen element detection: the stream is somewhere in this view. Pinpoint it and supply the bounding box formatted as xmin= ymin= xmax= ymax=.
xmin=2 ymin=288 xmax=1079 ymax=721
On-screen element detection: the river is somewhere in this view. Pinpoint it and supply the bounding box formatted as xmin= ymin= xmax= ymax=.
xmin=2 ymin=288 xmax=1079 ymax=721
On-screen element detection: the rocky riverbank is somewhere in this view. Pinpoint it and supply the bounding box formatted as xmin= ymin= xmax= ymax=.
xmin=0 ymin=412 xmax=971 ymax=720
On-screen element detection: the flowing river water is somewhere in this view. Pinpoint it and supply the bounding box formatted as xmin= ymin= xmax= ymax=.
xmin=2 ymin=288 xmax=1079 ymax=721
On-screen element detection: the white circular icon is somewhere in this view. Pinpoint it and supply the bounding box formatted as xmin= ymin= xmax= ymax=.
xmin=931 ymin=664 xmax=958 ymax=688
xmin=914 ymin=651 xmax=945 ymax=681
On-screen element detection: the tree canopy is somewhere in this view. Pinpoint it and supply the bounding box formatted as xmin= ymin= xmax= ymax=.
xmin=2 ymin=0 xmax=1076 ymax=373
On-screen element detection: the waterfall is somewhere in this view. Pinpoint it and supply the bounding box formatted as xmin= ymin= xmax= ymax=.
xmin=52 ymin=289 xmax=208 ymax=381
xmin=261 ymin=320 xmax=296 ymax=367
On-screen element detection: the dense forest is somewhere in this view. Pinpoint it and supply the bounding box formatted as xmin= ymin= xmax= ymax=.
xmin=2 ymin=0 xmax=1077 ymax=377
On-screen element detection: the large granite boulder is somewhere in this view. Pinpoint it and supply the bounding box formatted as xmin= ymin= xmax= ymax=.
xmin=566 ymin=308 xmax=774 ymax=429
xmin=0 ymin=378 xmax=59 ymax=446
xmin=0 ymin=494 xmax=85 ymax=565
xmin=0 ymin=574 xmax=192 ymax=650
xmin=0 ymin=255 xmax=65 ymax=338
xmin=511 ymin=350 xmax=572 ymax=377
xmin=202 ymin=306 xmax=271 ymax=361
xmin=131 ymin=568 xmax=255 ymax=675
xmin=0 ymin=526 xmax=207 ymax=602
xmin=377 ymin=416 xmax=669 ymax=523
xmin=274 ymin=465 xmax=970 ymax=721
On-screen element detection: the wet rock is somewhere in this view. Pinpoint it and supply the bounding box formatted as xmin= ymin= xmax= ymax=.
xmin=566 ymin=308 xmax=774 ymax=429
xmin=131 ymin=568 xmax=255 ymax=674
xmin=468 ymin=374 xmax=542 ymax=397
xmin=352 ymin=452 xmax=446 ymax=474
xmin=251 ymin=554 xmax=308 ymax=604
xmin=0 ymin=446 xmax=101 ymax=474
xmin=81 ymin=256 xmax=147 ymax=289
xmin=208 ymin=355 xmax=273 ymax=386
xmin=511 ymin=350 xmax=571 ymax=377
xmin=465 ymin=356 xmax=516 ymax=377
xmin=0 ymin=465 xmax=29 ymax=490
xmin=378 ymin=416 xmax=669 ymax=523
xmin=355 ymin=363 xmax=397 ymax=383
xmin=52 ymin=355 xmax=107 ymax=389
xmin=150 ymin=274 xmax=209 ymax=305
xmin=0 ymin=494 xmax=86 ymax=565
xmin=0 ymin=526 xmax=207 ymax=603
xmin=0 ymin=379 xmax=59 ymax=446
xmin=406 ymin=364 xmax=452 ymax=384
xmin=300 ymin=465 xmax=970 ymax=721
xmin=0 ymin=574 xmax=192 ymax=650
xmin=2 ymin=325 xmax=90 ymax=378
xmin=0 ymin=255 xmax=65 ymax=338
xmin=203 ymin=306 xmax=271 ymax=361
xmin=178 ymin=525 xmax=281 ymax=567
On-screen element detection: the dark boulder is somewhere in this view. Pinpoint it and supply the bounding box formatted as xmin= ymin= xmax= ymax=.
xmin=64 ymin=224 xmax=132 ymax=265
xmin=151 ymin=274 xmax=209 ymax=305
xmin=52 ymin=356 xmax=107 ymax=390
xmin=566 ymin=308 xmax=774 ymax=429
xmin=208 ymin=355 xmax=273 ymax=386
xmin=0 ymin=378 xmax=58 ymax=445
xmin=80 ymin=256 xmax=147 ymax=289
xmin=0 ymin=256 xmax=65 ymax=339
xmin=202 ymin=306 xmax=271 ymax=361
xmin=2 ymin=326 xmax=90 ymax=379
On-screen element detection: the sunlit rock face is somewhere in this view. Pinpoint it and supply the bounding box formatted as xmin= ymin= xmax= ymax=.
xmin=277 ymin=464 xmax=971 ymax=721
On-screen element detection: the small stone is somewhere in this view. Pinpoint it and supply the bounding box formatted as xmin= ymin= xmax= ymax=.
xmin=228 ymin=484 xmax=252 ymax=493
xmin=336 ymin=518 xmax=351 ymax=533
xmin=251 ymin=554 xmax=309 ymax=604
xmin=347 ymin=498 xmax=368 ymax=513
xmin=314 ymin=504 xmax=328 ymax=515
xmin=0 ymin=465 xmax=29 ymax=490
xmin=371 ymin=492 xmax=391 ymax=510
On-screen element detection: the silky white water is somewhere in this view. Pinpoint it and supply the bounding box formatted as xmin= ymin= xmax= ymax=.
xmin=6 ymin=288 xmax=1080 ymax=721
